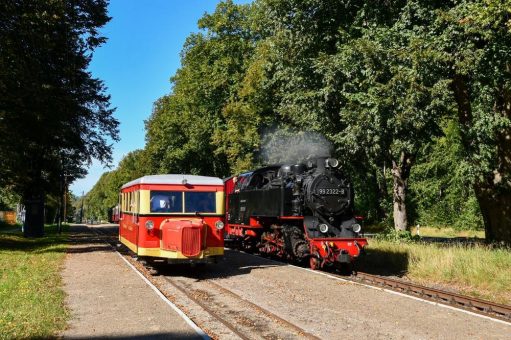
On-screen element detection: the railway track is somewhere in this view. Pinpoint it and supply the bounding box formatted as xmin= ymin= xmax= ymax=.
xmin=229 ymin=246 xmax=511 ymax=324
xmin=161 ymin=274 xmax=320 ymax=340
xmin=92 ymin=225 xmax=319 ymax=339
xmin=348 ymin=271 xmax=511 ymax=322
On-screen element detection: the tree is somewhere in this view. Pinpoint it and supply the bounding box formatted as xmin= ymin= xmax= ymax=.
xmin=243 ymin=0 xmax=445 ymax=230
xmin=434 ymin=1 xmax=511 ymax=242
xmin=409 ymin=120 xmax=483 ymax=230
xmin=85 ymin=150 xmax=148 ymax=220
xmin=0 ymin=0 xmax=119 ymax=236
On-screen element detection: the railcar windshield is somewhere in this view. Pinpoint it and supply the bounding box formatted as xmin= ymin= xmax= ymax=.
xmin=150 ymin=191 xmax=182 ymax=213
xmin=185 ymin=192 xmax=216 ymax=213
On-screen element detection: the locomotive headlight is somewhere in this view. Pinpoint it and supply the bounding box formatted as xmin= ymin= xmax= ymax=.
xmin=319 ymin=223 xmax=329 ymax=233
xmin=326 ymin=158 xmax=339 ymax=168
xmin=145 ymin=220 xmax=154 ymax=230
xmin=215 ymin=220 xmax=225 ymax=230
xmin=352 ymin=223 xmax=362 ymax=233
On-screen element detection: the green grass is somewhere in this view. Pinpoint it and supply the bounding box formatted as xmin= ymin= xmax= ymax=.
xmin=359 ymin=239 xmax=511 ymax=305
xmin=409 ymin=226 xmax=485 ymax=238
xmin=0 ymin=224 xmax=69 ymax=339
xmin=364 ymin=224 xmax=485 ymax=238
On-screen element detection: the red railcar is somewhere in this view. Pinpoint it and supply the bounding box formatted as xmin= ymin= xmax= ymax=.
xmin=108 ymin=205 xmax=120 ymax=223
xmin=118 ymin=174 xmax=225 ymax=264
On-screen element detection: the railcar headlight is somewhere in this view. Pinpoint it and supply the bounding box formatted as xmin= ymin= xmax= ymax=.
xmin=145 ymin=220 xmax=154 ymax=230
xmin=352 ymin=223 xmax=362 ymax=233
xmin=319 ymin=223 xmax=329 ymax=233
xmin=215 ymin=220 xmax=225 ymax=230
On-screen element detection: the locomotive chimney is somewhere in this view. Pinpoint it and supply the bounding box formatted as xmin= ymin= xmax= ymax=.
xmin=316 ymin=157 xmax=326 ymax=173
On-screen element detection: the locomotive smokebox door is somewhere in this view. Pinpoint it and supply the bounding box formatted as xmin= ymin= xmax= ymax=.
xmin=305 ymin=175 xmax=351 ymax=216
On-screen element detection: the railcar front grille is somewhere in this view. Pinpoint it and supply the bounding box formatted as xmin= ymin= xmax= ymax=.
xmin=181 ymin=227 xmax=202 ymax=257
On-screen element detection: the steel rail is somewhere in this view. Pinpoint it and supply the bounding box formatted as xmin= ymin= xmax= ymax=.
xmin=93 ymin=225 xmax=318 ymax=339
xmin=93 ymin=226 xmax=511 ymax=324
xmin=161 ymin=276 xmax=252 ymax=340
xmin=349 ymin=272 xmax=511 ymax=322
xmin=93 ymin=226 xmax=249 ymax=340
xmin=163 ymin=276 xmax=319 ymax=340
xmin=204 ymin=280 xmax=321 ymax=340
xmin=230 ymin=245 xmax=511 ymax=323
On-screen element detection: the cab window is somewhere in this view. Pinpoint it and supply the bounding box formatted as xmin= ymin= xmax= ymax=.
xmin=184 ymin=192 xmax=216 ymax=213
xmin=150 ymin=191 xmax=182 ymax=213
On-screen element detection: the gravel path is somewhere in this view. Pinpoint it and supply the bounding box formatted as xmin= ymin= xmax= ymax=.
xmin=61 ymin=225 xmax=204 ymax=339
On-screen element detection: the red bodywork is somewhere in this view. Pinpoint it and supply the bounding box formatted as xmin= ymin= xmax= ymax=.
xmin=119 ymin=180 xmax=224 ymax=262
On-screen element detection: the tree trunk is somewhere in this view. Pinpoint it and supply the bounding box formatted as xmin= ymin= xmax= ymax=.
xmin=23 ymin=194 xmax=45 ymax=237
xmin=452 ymin=73 xmax=511 ymax=243
xmin=474 ymin=185 xmax=511 ymax=243
xmin=391 ymin=152 xmax=412 ymax=231
xmin=376 ymin=163 xmax=388 ymax=220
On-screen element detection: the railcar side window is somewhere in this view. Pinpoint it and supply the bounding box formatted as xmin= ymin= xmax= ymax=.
xmin=130 ymin=192 xmax=136 ymax=212
xmin=185 ymin=192 xmax=216 ymax=213
xmin=150 ymin=191 xmax=182 ymax=213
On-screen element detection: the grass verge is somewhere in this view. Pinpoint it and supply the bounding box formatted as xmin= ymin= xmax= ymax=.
xmin=0 ymin=224 xmax=69 ymax=339
xmin=358 ymin=239 xmax=511 ymax=305
xmin=409 ymin=226 xmax=485 ymax=238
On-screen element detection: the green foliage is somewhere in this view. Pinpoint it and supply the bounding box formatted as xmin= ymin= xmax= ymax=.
xmin=85 ymin=150 xmax=147 ymax=220
xmin=375 ymin=228 xmax=419 ymax=243
xmin=409 ymin=121 xmax=483 ymax=230
xmin=0 ymin=187 xmax=19 ymax=211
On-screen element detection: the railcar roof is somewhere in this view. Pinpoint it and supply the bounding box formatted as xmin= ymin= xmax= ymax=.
xmin=121 ymin=174 xmax=224 ymax=189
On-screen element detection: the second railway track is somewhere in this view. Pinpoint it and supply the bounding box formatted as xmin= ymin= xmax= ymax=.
xmin=348 ymin=271 xmax=511 ymax=322
xmin=230 ymin=246 xmax=511 ymax=324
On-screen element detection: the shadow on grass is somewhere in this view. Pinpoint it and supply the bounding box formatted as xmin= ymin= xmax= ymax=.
xmin=356 ymin=248 xmax=409 ymax=277
xmin=0 ymin=224 xmax=75 ymax=253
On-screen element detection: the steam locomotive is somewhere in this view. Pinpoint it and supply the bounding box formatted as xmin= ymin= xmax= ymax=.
xmin=224 ymin=157 xmax=367 ymax=271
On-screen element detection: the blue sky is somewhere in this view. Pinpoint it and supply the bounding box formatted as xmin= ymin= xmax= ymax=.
xmin=70 ymin=0 xmax=249 ymax=196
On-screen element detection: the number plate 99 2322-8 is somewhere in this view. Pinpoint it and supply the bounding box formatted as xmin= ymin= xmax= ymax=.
xmin=317 ymin=188 xmax=345 ymax=195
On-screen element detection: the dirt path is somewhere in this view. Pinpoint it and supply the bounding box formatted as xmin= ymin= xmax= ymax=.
xmin=60 ymin=225 xmax=204 ymax=339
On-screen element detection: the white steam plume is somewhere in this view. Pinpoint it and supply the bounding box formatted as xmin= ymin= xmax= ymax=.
xmin=260 ymin=129 xmax=333 ymax=164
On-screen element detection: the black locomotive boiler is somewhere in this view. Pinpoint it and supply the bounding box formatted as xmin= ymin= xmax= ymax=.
xmin=224 ymin=157 xmax=367 ymax=271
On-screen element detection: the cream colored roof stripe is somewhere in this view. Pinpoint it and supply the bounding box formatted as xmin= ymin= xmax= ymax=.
xmin=122 ymin=174 xmax=224 ymax=189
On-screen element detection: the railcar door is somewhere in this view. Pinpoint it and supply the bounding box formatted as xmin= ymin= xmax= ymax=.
xmin=132 ymin=190 xmax=140 ymax=254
